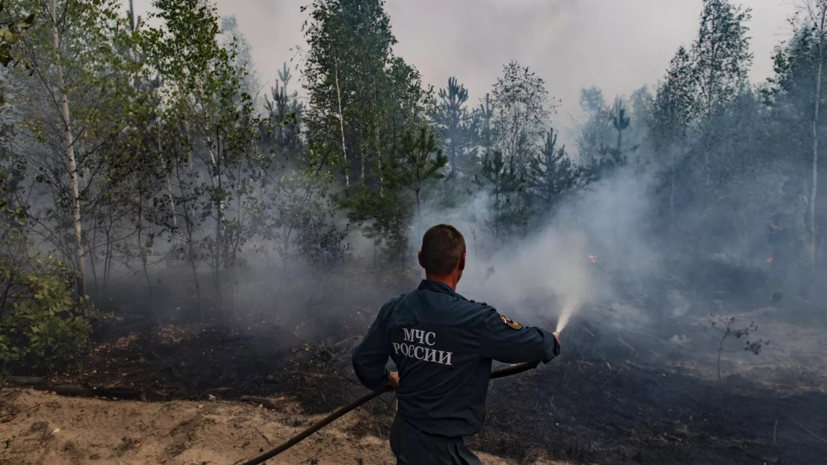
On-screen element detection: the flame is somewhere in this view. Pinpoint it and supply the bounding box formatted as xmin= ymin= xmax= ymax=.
xmin=588 ymin=255 xmax=597 ymax=264
xmin=767 ymin=257 xmax=773 ymax=263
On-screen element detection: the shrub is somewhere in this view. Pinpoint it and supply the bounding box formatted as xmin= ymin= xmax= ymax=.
xmin=0 ymin=254 xmax=97 ymax=373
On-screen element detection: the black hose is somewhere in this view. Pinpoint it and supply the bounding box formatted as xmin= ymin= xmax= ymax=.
xmin=235 ymin=361 xmax=541 ymax=465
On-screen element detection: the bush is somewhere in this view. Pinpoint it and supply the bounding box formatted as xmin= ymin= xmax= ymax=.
xmin=0 ymin=254 xmax=97 ymax=373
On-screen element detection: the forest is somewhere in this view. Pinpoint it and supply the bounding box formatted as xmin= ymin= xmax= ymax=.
xmin=0 ymin=0 xmax=826 ymax=464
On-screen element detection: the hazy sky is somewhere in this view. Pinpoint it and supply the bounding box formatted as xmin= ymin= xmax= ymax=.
xmin=133 ymin=0 xmax=794 ymax=128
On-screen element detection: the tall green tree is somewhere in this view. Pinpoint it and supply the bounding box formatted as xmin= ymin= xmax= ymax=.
xmin=303 ymin=0 xmax=396 ymax=185
xmin=576 ymin=86 xmax=612 ymax=166
xmin=690 ymin=0 xmax=753 ymax=202
xmin=303 ymin=0 xmax=433 ymax=261
xmin=526 ymin=128 xmax=580 ymax=215
xmin=384 ymin=125 xmax=447 ymax=219
xmin=434 ymin=77 xmax=473 ymax=178
xmin=651 ymin=46 xmax=696 ymax=227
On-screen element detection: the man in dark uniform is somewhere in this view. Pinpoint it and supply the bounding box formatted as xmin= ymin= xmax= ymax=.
xmin=352 ymin=224 xmax=561 ymax=464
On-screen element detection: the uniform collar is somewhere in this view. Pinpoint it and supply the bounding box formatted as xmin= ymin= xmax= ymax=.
xmin=418 ymin=279 xmax=468 ymax=301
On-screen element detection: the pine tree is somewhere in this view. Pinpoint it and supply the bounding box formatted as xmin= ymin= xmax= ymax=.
xmin=474 ymin=149 xmax=527 ymax=240
xmin=434 ymin=77 xmax=472 ymax=178
xmin=527 ymin=128 xmax=580 ymax=214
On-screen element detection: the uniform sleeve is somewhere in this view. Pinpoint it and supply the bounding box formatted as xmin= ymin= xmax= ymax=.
xmin=794 ymin=196 xmax=808 ymax=242
xmin=352 ymin=309 xmax=390 ymax=392
xmin=479 ymin=310 xmax=560 ymax=364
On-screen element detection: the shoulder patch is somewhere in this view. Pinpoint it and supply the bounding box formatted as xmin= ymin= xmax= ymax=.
xmin=499 ymin=314 xmax=523 ymax=330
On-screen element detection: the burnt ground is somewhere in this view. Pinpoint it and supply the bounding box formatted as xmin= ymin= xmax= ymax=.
xmin=7 ymin=261 xmax=827 ymax=465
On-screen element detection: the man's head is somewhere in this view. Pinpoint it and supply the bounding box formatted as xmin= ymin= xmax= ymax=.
xmin=418 ymin=224 xmax=466 ymax=288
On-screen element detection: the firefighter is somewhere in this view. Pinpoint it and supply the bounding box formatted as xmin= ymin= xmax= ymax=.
xmin=352 ymin=224 xmax=561 ymax=465
xmin=767 ymin=176 xmax=811 ymax=301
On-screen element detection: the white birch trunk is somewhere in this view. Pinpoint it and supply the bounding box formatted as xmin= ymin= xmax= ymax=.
xmin=50 ymin=0 xmax=85 ymax=297
xmin=334 ymin=60 xmax=349 ymax=186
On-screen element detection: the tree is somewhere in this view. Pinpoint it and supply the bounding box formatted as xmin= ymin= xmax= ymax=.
xmin=593 ymin=97 xmax=638 ymax=179
xmin=303 ymin=0 xmax=396 ymax=185
xmin=303 ymin=0 xmax=434 ymax=261
xmin=384 ymin=125 xmax=447 ymax=219
xmin=798 ymin=0 xmax=827 ymax=279
xmin=576 ymin=86 xmax=612 ymax=166
xmin=651 ymin=46 xmax=696 ymax=229
xmin=690 ymin=0 xmax=753 ymax=202
xmin=434 ymin=77 xmax=473 ymax=178
xmin=526 ymin=128 xmax=580 ymax=215
xmin=263 ymin=63 xmax=304 ymax=152
xmin=142 ymin=0 xmax=266 ymax=317
xmin=475 ymin=93 xmax=496 ymax=158
xmin=12 ymin=0 xmax=140 ymax=298
xmin=691 ymin=0 xmax=753 ymax=119
xmin=220 ymin=15 xmax=261 ymax=103
xmin=474 ymin=149 xmax=527 ymax=241
xmin=769 ymin=0 xmax=827 ymax=282
xmin=491 ymin=61 xmax=552 ymax=176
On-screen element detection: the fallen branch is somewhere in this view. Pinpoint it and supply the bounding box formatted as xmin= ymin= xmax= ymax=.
xmin=5 ymin=376 xmax=47 ymax=385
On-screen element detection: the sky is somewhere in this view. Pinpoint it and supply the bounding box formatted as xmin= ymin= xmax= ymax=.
xmin=131 ymin=0 xmax=795 ymax=130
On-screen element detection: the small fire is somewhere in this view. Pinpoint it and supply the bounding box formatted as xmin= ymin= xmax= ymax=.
xmin=588 ymin=255 xmax=597 ymax=264
xmin=767 ymin=257 xmax=773 ymax=263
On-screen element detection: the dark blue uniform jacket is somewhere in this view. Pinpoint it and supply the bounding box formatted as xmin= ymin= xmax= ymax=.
xmin=352 ymin=279 xmax=560 ymax=438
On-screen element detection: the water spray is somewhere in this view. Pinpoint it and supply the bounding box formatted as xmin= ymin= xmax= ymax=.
xmin=554 ymin=296 xmax=580 ymax=335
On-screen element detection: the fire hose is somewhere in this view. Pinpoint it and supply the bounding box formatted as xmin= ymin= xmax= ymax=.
xmin=235 ymin=361 xmax=541 ymax=465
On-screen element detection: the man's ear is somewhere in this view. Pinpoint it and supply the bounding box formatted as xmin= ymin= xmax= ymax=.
xmin=418 ymin=251 xmax=425 ymax=269
xmin=458 ymin=253 xmax=466 ymax=272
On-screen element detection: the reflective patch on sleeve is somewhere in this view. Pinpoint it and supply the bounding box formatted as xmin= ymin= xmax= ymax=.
xmin=499 ymin=314 xmax=523 ymax=330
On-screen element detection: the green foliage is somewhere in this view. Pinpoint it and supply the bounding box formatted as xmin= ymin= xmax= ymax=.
xmin=0 ymin=253 xmax=95 ymax=371
xmin=340 ymin=125 xmax=446 ymax=262
xmin=253 ymin=170 xmax=349 ymax=267
xmin=474 ymin=149 xmax=528 ymax=240
xmin=691 ymin=0 xmax=753 ymax=119
xmin=434 ymin=77 xmax=474 ymax=178
xmin=526 ymin=128 xmax=582 ymax=213
xmin=0 ymin=1 xmax=36 ymax=75
xmin=384 ymin=125 xmax=448 ymax=213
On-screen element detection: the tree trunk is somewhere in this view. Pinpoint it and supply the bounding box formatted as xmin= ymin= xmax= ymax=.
xmin=375 ymin=125 xmax=384 ymax=196
xmin=810 ymin=7 xmax=825 ymax=276
xmin=334 ymin=61 xmax=349 ymax=186
xmin=159 ymin=129 xmax=179 ymax=248
xmin=671 ymin=148 xmax=676 ymax=235
xmin=50 ymin=0 xmax=85 ymax=297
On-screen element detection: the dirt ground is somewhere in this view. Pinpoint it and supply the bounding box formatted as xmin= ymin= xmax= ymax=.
xmin=0 ymin=389 xmax=572 ymax=465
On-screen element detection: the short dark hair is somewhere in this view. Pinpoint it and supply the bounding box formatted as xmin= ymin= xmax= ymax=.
xmin=420 ymin=224 xmax=466 ymax=275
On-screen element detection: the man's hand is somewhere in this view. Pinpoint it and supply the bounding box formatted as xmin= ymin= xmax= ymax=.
xmin=386 ymin=371 xmax=400 ymax=390
xmin=552 ymin=332 xmax=562 ymax=357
